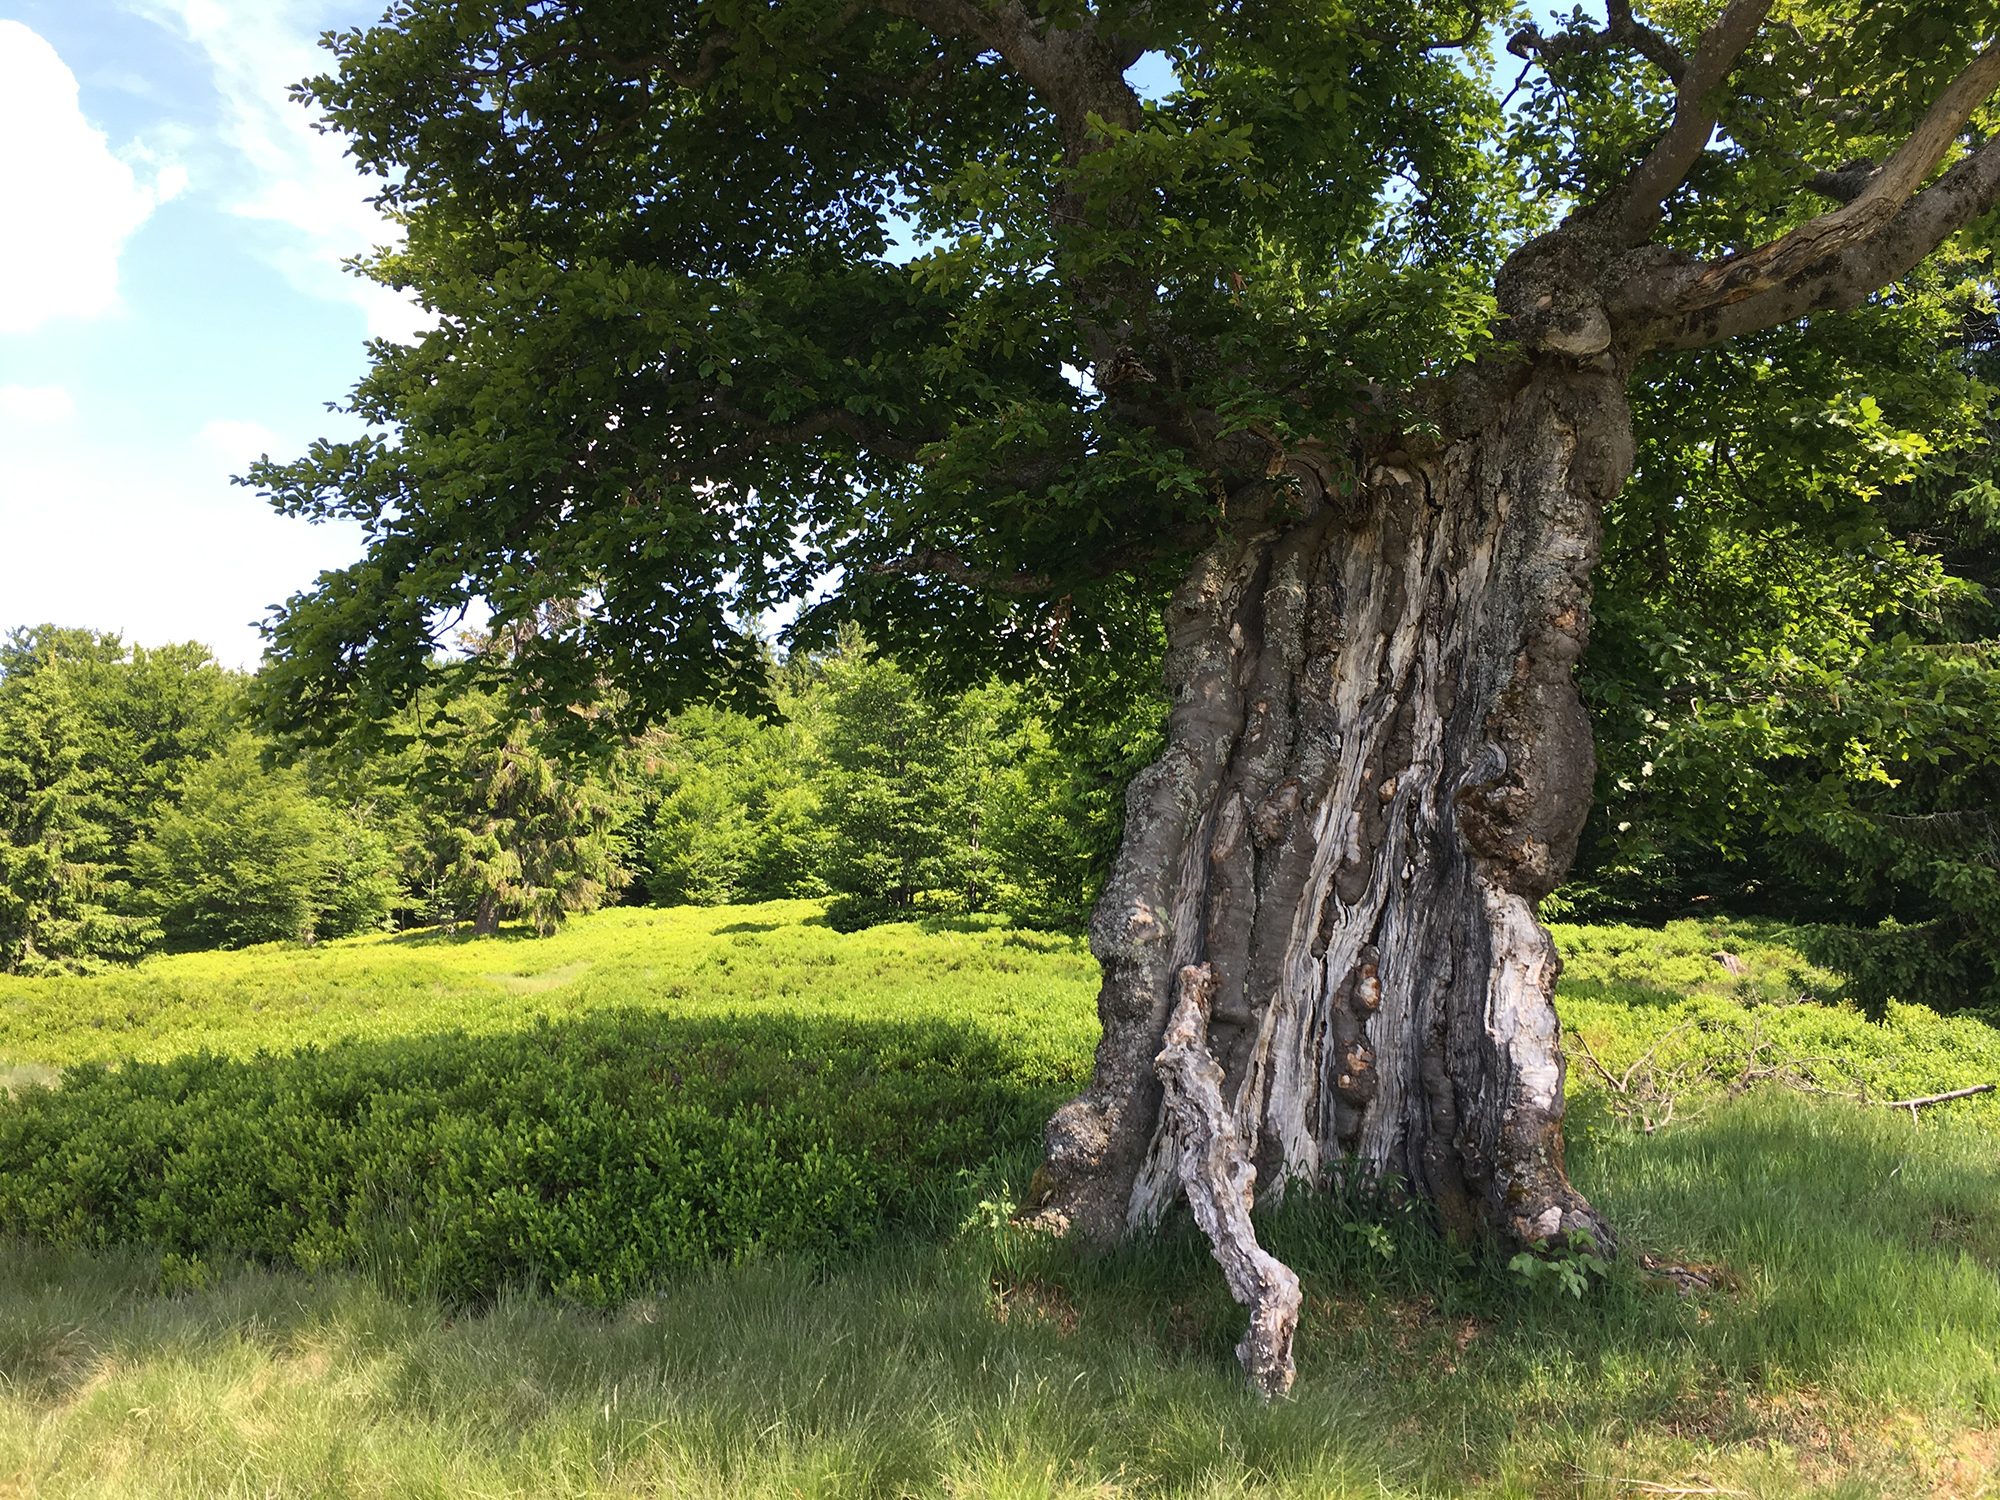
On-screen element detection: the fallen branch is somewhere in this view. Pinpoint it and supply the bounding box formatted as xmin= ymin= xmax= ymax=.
xmin=1575 ymin=1477 xmax=1747 ymax=1498
xmin=1881 ymin=1082 xmax=1996 ymax=1124
xmin=1568 ymin=1021 xmax=1709 ymax=1134
xmin=1154 ymin=962 xmax=1301 ymax=1400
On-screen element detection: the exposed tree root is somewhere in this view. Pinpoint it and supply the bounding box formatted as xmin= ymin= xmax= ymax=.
xmin=1154 ymin=962 xmax=1301 ymax=1400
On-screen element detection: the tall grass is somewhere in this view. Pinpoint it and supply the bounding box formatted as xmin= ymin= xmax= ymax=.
xmin=2 ymin=1090 xmax=1995 ymax=1496
xmin=1 ymin=905 xmax=1996 ymax=1494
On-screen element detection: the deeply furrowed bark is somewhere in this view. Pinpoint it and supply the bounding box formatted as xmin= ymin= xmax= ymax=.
xmin=1032 ymin=353 xmax=1630 ymax=1259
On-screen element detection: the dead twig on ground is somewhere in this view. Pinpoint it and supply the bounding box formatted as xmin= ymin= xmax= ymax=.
xmin=1880 ymin=1082 xmax=1996 ymax=1125
xmin=1568 ymin=1016 xmax=1869 ymax=1134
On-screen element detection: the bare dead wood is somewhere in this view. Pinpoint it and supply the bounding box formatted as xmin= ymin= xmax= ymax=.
xmin=1566 ymin=1012 xmax=1908 ymax=1135
xmin=1569 ymin=1021 xmax=1705 ymax=1134
xmin=1040 ymin=366 xmax=1620 ymax=1261
xmin=1153 ymin=962 xmax=1302 ymax=1401
xmin=1884 ymin=1083 xmax=1997 ymax=1108
xmin=1635 ymin=121 xmax=2000 ymax=350
xmin=1882 ymin=1082 xmax=1996 ymax=1124
xmin=1672 ymin=40 xmax=2000 ymax=309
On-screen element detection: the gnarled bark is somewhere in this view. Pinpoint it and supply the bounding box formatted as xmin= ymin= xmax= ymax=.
xmin=1032 ymin=352 xmax=1630 ymax=1256
xmin=996 ymin=0 xmax=2000 ymax=1400
xmin=1154 ymin=961 xmax=1302 ymax=1399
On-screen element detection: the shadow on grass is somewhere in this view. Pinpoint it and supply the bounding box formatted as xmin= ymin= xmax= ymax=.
xmin=980 ymin=1091 xmax=2000 ymax=1425
xmin=2 ymin=1093 xmax=1998 ymax=1495
xmin=1569 ymin=1091 xmax=2000 ymax=1408
xmin=0 ymin=1008 xmax=1062 ymax=1310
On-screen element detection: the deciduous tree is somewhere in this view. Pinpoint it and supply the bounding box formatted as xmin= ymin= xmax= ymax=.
xmin=249 ymin=0 xmax=2000 ymax=1392
xmin=130 ymin=734 xmax=400 ymax=948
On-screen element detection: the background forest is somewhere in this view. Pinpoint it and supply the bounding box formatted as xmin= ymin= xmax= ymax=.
xmin=0 ymin=621 xmax=1162 ymax=962
xmin=6 ymin=307 xmax=2000 ymax=1020
xmin=7 ymin=277 xmax=2000 ymax=1020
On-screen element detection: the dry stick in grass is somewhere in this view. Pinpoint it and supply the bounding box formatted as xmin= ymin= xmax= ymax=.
xmin=1572 ymin=1018 xmax=1993 ymax=1132
xmin=1569 ymin=1021 xmax=1708 ymax=1134
xmin=1569 ymin=1019 xmax=1873 ymax=1134
xmin=1881 ymin=1082 xmax=1996 ymax=1125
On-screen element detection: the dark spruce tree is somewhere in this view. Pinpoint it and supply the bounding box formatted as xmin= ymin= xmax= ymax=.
xmin=249 ymin=0 xmax=2000 ymax=1394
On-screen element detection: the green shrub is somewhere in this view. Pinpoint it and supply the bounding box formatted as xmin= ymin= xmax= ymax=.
xmin=0 ymin=1009 xmax=1054 ymax=1306
xmin=130 ymin=735 xmax=398 ymax=948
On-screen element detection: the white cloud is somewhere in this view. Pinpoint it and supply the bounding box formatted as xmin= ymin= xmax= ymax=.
xmin=0 ymin=23 xmax=184 ymax=333
xmin=0 ymin=385 xmax=77 ymax=422
xmin=0 ymin=419 xmax=363 ymax=668
xmin=197 ymin=417 xmax=287 ymax=468
xmin=135 ymin=0 xmax=433 ymax=343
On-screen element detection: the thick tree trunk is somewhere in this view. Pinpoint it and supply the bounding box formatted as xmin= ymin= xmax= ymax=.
xmin=472 ymin=888 xmax=501 ymax=938
xmin=1032 ymin=353 xmax=1631 ymax=1262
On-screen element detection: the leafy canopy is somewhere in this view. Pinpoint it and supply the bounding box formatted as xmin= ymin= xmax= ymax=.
xmin=251 ymin=0 xmax=2000 ymax=782
xmin=248 ymin=0 xmax=1507 ymax=739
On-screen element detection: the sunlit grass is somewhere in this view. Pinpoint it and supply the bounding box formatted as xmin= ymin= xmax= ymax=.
xmin=0 ymin=904 xmax=1996 ymax=1494
xmin=2 ymin=1088 xmax=1996 ymax=1497
xmin=0 ymin=901 xmax=1101 ymax=1088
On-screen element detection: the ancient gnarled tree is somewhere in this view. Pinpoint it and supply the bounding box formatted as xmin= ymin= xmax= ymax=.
xmin=255 ymin=0 xmax=2000 ymax=1395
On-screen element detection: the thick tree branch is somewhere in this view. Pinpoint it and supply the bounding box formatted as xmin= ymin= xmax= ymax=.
xmin=1612 ymin=0 xmax=1774 ymax=245
xmin=1807 ymin=158 xmax=1881 ymax=205
xmin=868 ymin=0 xmax=1144 ymax=135
xmin=863 ymin=0 xmax=1156 ymax=422
xmin=1638 ymin=127 xmax=2000 ymax=350
xmin=1671 ymin=40 xmax=2000 ymax=309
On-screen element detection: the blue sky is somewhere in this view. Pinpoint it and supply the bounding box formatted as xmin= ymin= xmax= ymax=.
xmin=0 ymin=1 xmax=417 ymax=667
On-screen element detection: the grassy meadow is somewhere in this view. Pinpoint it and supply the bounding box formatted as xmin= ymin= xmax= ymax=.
xmin=0 ymin=904 xmax=1997 ymax=1496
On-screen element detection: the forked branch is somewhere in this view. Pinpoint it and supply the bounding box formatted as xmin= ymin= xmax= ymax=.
xmin=1507 ymin=0 xmax=1686 ymax=83
xmin=1640 ymin=125 xmax=2000 ymax=349
xmin=1674 ymin=39 xmax=2000 ymax=309
xmin=1883 ymin=1082 xmax=1996 ymax=1124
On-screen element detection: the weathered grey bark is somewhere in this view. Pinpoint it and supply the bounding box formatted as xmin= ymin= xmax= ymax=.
xmin=1154 ymin=961 xmax=1302 ymax=1398
xmin=1032 ymin=348 xmax=1629 ymax=1253
xmin=1023 ymin=5 xmax=2000 ymax=1291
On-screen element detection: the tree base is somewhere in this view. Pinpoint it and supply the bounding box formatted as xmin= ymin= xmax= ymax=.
xmin=1034 ymin=359 xmax=1632 ymax=1280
